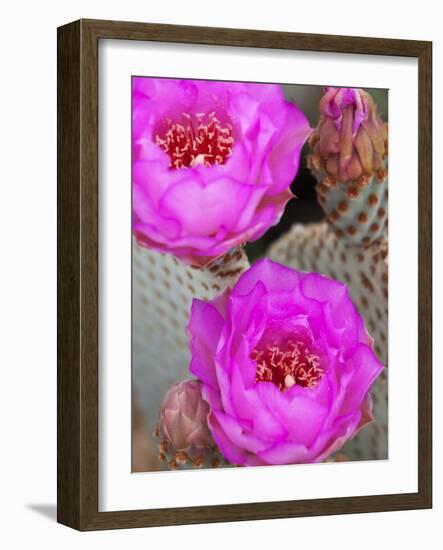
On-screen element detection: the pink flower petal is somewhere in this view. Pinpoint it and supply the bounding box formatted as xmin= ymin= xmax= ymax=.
xmin=188 ymin=300 xmax=225 ymax=389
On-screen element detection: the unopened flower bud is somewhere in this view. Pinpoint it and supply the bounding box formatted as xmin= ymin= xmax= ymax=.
xmin=158 ymin=379 xmax=214 ymax=455
xmin=310 ymin=87 xmax=387 ymax=184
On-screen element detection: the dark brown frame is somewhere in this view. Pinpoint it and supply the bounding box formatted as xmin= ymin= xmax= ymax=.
xmin=57 ymin=18 xmax=432 ymax=530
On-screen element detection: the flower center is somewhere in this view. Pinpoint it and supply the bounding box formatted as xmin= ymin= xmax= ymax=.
xmin=156 ymin=112 xmax=234 ymax=169
xmin=251 ymin=340 xmax=324 ymax=391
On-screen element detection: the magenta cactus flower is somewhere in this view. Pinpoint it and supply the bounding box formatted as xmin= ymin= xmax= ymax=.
xmin=188 ymin=259 xmax=384 ymax=466
xmin=311 ymin=87 xmax=388 ymax=184
xmin=132 ymin=78 xmax=311 ymax=267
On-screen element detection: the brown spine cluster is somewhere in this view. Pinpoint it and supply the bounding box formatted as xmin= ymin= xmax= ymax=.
xmin=155 ymin=425 xmax=226 ymax=470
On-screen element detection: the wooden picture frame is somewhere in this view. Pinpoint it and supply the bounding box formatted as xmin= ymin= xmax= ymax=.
xmin=57 ymin=18 xmax=432 ymax=530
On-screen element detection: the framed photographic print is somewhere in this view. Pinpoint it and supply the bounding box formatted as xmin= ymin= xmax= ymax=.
xmin=57 ymin=19 xmax=432 ymax=530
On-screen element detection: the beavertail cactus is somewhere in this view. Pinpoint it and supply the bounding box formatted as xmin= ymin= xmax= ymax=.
xmin=308 ymin=87 xmax=388 ymax=247
xmin=155 ymin=379 xmax=228 ymax=469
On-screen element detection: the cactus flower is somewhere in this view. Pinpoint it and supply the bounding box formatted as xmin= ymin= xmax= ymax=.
xmin=188 ymin=258 xmax=384 ymax=466
xmin=132 ymin=78 xmax=311 ymax=267
xmin=310 ymin=87 xmax=387 ymax=184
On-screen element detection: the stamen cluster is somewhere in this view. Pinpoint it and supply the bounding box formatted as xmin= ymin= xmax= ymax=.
xmin=252 ymin=340 xmax=324 ymax=391
xmin=156 ymin=112 xmax=234 ymax=169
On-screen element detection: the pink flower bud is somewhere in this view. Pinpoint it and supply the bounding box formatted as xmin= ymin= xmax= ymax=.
xmin=158 ymin=379 xmax=214 ymax=459
xmin=310 ymin=87 xmax=387 ymax=184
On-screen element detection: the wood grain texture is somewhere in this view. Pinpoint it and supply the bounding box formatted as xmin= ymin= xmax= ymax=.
xmin=57 ymin=20 xmax=81 ymax=528
xmin=81 ymin=18 xmax=428 ymax=57
xmin=57 ymin=19 xmax=432 ymax=531
xmin=417 ymin=41 xmax=432 ymax=505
